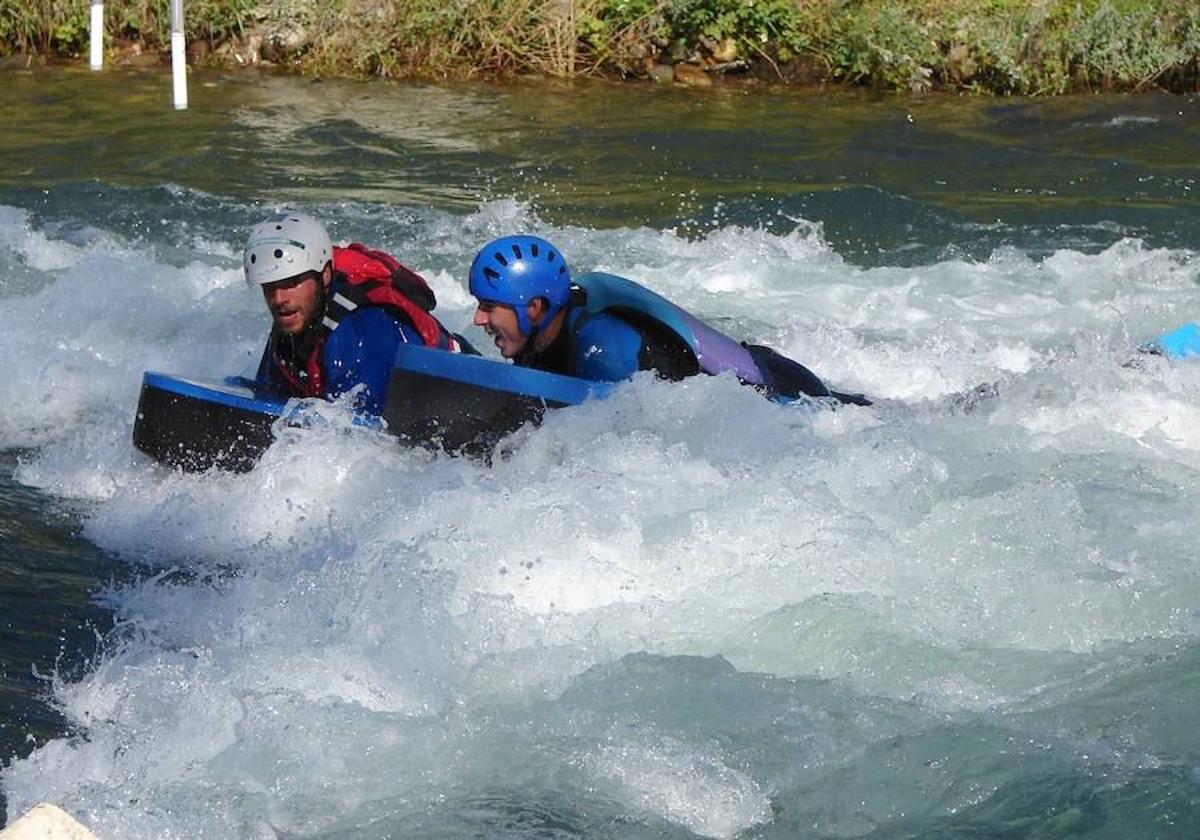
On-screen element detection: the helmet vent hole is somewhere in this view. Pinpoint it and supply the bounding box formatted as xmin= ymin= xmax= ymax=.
xmin=511 ymin=244 xmax=523 ymax=259
xmin=274 ymin=248 xmax=284 ymax=259
xmin=547 ymin=251 xmax=556 ymax=262
xmin=493 ymin=251 xmax=508 ymax=267
xmin=250 ymin=254 xmax=257 ymax=264
xmin=483 ymin=267 xmax=500 ymax=280
xmin=530 ymin=243 xmax=539 ymax=257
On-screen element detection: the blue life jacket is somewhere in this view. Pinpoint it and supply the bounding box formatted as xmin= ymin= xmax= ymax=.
xmin=522 ymin=272 xmax=863 ymax=403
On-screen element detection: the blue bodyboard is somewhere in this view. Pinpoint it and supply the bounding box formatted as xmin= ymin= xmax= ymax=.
xmin=134 ymin=373 xmax=286 ymax=471
xmin=134 ymin=348 xmax=613 ymax=469
xmin=384 ymin=344 xmax=612 ymax=453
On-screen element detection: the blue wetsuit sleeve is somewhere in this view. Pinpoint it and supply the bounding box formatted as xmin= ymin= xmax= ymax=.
xmin=322 ymin=307 xmax=418 ymax=415
xmin=572 ymin=314 xmax=644 ymax=382
xmin=1151 ymin=322 xmax=1200 ymax=359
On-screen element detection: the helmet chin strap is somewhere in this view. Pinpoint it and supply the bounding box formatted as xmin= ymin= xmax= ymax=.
xmin=522 ymin=298 xmax=557 ymax=350
xmin=316 ymin=274 xmax=330 ymax=315
xmin=306 ymin=265 xmax=333 ymax=332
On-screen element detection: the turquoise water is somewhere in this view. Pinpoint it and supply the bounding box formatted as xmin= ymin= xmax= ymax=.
xmin=0 ymin=456 xmax=119 ymax=783
xmin=0 ymin=65 xmax=1199 ymax=837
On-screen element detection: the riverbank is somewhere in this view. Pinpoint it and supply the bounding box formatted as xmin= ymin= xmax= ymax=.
xmin=2 ymin=0 xmax=1199 ymax=94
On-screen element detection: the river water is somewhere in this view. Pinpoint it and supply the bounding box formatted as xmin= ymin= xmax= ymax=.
xmin=1 ymin=65 xmax=1199 ymax=837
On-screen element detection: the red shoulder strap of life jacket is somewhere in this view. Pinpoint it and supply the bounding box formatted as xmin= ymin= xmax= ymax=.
xmin=331 ymin=244 xmax=451 ymax=349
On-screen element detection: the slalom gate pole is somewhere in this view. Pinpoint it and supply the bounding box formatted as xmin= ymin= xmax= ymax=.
xmin=170 ymin=0 xmax=188 ymax=109
xmin=89 ymin=0 xmax=104 ymax=70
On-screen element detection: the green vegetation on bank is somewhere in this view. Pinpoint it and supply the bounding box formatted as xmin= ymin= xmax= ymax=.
xmin=3 ymin=0 xmax=1198 ymax=94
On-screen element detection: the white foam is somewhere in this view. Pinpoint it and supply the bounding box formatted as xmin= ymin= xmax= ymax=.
xmin=578 ymin=733 xmax=772 ymax=838
xmin=4 ymin=202 xmax=1200 ymax=836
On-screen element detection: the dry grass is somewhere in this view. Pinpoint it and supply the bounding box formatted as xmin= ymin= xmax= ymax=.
xmin=4 ymin=0 xmax=1198 ymax=93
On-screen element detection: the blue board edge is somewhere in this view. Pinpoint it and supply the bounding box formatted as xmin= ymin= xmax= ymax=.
xmin=392 ymin=344 xmax=614 ymax=405
xmin=142 ymin=372 xmax=287 ymax=416
xmin=144 ymin=349 xmax=613 ymax=423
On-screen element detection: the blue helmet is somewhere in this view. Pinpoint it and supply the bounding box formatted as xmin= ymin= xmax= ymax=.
xmin=469 ymin=235 xmax=571 ymax=336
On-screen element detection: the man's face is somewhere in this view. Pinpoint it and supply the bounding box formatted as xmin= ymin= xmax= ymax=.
xmin=473 ymin=301 xmax=527 ymax=358
xmin=262 ymin=271 xmax=325 ymax=335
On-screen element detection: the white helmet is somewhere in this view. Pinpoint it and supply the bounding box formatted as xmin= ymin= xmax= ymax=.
xmin=243 ymin=210 xmax=333 ymax=287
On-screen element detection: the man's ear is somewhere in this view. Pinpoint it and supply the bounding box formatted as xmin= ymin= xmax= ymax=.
xmin=527 ymin=297 xmax=547 ymax=327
